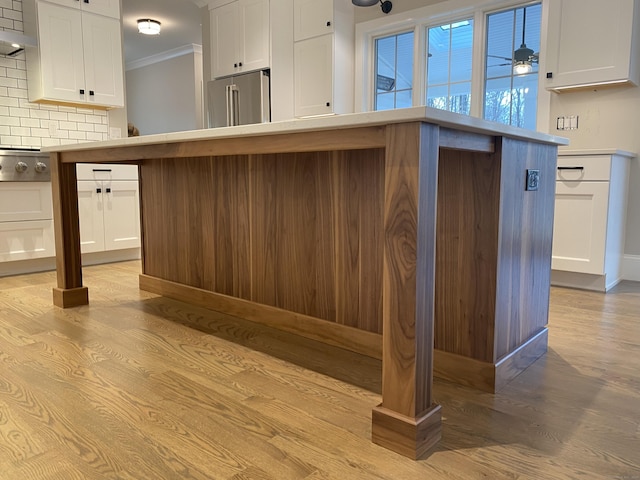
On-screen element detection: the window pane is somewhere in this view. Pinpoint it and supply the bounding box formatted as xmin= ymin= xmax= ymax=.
xmin=374 ymin=31 xmax=414 ymax=111
xmin=484 ymin=4 xmax=540 ymax=129
xmin=426 ymin=18 xmax=473 ymax=115
xmin=427 ymin=84 xmax=448 ymax=110
xmin=449 ymin=82 xmax=471 ymax=115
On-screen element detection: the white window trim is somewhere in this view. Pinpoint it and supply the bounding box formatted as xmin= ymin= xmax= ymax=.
xmin=354 ymin=0 xmax=552 ymax=133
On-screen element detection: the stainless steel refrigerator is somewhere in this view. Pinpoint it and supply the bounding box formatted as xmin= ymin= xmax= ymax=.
xmin=207 ymin=70 xmax=270 ymax=128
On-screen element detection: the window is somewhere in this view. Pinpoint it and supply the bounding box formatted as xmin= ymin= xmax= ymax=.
xmin=374 ymin=31 xmax=414 ymax=111
xmin=426 ymin=19 xmax=474 ymax=115
xmin=484 ymin=4 xmax=541 ymax=129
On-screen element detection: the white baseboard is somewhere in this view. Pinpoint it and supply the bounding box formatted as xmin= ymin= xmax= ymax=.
xmin=623 ymin=255 xmax=640 ymax=282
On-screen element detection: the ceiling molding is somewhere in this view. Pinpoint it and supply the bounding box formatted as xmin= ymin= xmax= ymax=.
xmin=126 ymin=43 xmax=203 ymax=71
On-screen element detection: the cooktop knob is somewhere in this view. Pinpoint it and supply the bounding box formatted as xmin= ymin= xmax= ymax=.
xmin=35 ymin=161 xmax=47 ymax=173
xmin=15 ymin=161 xmax=28 ymax=173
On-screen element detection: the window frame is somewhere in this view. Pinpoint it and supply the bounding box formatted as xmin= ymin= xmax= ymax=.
xmin=354 ymin=0 xmax=551 ymax=132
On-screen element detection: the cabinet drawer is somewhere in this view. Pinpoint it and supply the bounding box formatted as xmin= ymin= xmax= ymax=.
xmin=556 ymin=155 xmax=612 ymax=181
xmin=76 ymin=164 xmax=139 ymax=181
xmin=0 ymin=183 xmax=52 ymax=222
xmin=0 ymin=220 xmax=55 ymax=262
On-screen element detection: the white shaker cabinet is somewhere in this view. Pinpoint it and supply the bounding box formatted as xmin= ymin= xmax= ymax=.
xmin=293 ymin=0 xmax=353 ymax=117
xmin=545 ymin=0 xmax=640 ymax=91
xmin=76 ymin=165 xmax=140 ymax=255
xmin=551 ymin=150 xmax=633 ymax=291
xmin=24 ymin=0 xmax=124 ymax=108
xmin=42 ymin=0 xmax=120 ymax=19
xmin=210 ymin=0 xmax=270 ymax=79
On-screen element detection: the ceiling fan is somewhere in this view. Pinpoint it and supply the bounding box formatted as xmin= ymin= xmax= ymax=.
xmin=488 ymin=6 xmax=539 ymax=74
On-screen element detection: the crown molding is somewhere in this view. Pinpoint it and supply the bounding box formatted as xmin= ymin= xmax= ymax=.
xmin=126 ymin=44 xmax=203 ymax=71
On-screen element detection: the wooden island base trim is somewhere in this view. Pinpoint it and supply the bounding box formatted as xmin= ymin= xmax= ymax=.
xmin=434 ymin=328 xmax=549 ymax=393
xmin=52 ymin=286 xmax=89 ymax=308
xmin=371 ymin=404 xmax=442 ymax=460
xmin=139 ymin=274 xmax=383 ymax=358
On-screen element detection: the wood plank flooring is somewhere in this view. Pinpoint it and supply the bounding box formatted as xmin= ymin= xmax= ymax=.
xmin=0 ymin=261 xmax=639 ymax=479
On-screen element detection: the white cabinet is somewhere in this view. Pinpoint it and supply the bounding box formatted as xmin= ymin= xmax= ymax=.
xmin=545 ymin=0 xmax=640 ymax=91
xmin=77 ymin=164 xmax=140 ymax=254
xmin=210 ymin=0 xmax=270 ymax=79
xmin=293 ymin=0 xmax=353 ymax=117
xmin=24 ymin=0 xmax=124 ymax=108
xmin=0 ymin=183 xmax=54 ymax=264
xmin=42 ymin=0 xmax=120 ymax=19
xmin=551 ymin=150 xmax=633 ymax=291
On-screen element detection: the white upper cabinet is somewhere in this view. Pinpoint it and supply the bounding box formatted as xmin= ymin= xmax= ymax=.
xmin=210 ymin=0 xmax=270 ymax=79
xmin=42 ymin=0 xmax=120 ymax=18
xmin=294 ymin=0 xmax=334 ymax=41
xmin=24 ymin=0 xmax=124 ymax=108
xmin=545 ymin=0 xmax=640 ymax=90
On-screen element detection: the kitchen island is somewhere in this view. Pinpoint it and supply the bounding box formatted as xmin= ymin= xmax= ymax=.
xmin=47 ymin=107 xmax=567 ymax=459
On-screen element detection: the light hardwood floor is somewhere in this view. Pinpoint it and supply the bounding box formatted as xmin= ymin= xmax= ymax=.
xmin=0 ymin=261 xmax=638 ymax=479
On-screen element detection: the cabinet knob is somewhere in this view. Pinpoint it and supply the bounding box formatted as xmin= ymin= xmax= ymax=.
xmin=546 ymin=72 xmax=553 ymax=79
xmin=106 ymin=187 xmax=111 ymax=193
xmin=238 ymin=62 xmax=243 ymax=67
xmin=234 ymin=63 xmax=238 ymax=68
xmin=96 ymin=187 xmax=102 ymax=193
xmin=80 ymin=89 xmax=85 ymax=94
xmin=326 ymin=21 xmax=331 ymax=26
xmin=89 ymin=90 xmax=95 ymax=96
xmin=326 ymin=102 xmax=330 ymax=107
xmin=84 ymin=0 xmax=89 ymax=3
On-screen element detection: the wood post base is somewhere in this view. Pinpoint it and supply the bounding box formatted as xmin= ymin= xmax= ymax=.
xmin=371 ymin=404 xmax=442 ymax=460
xmin=53 ymin=287 xmax=89 ymax=308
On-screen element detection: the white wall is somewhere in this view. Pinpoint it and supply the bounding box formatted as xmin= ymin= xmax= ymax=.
xmin=354 ymin=0 xmax=445 ymax=23
xmin=126 ymin=49 xmax=203 ymax=136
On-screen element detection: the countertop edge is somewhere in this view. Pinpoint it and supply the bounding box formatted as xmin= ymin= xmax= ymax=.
xmin=558 ymin=148 xmax=636 ymax=158
xmin=42 ymin=107 xmax=568 ymax=154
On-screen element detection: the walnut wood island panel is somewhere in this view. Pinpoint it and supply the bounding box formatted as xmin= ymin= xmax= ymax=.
xmin=47 ymin=107 xmax=567 ymax=459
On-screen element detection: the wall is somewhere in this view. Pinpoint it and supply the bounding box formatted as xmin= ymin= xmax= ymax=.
xmin=0 ymin=0 xmax=119 ymax=148
xmin=354 ymin=0 xmax=445 ymax=22
xmin=126 ymin=47 xmax=203 ymax=136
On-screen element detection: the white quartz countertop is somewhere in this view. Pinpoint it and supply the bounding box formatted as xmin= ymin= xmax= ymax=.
xmin=558 ymin=148 xmax=636 ymax=158
xmin=43 ymin=107 xmax=568 ymax=153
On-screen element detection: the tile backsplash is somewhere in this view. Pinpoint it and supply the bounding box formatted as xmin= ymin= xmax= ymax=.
xmin=0 ymin=0 xmax=110 ymax=149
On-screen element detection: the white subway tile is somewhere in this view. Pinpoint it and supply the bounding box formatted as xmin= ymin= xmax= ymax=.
xmin=59 ymin=106 xmax=77 ymax=113
xmin=69 ymin=130 xmax=86 ymax=140
xmin=20 ymin=117 xmax=39 ymax=128
xmin=40 ymin=119 xmax=56 ymax=129
xmin=59 ymin=121 xmax=77 ymax=131
xmin=13 ymin=20 xmax=22 ymax=31
xmin=12 ymin=1 xmax=21 ymax=11
xmin=86 ymin=131 xmax=103 ymax=141
xmin=0 ymin=67 xmax=7 ymax=76
xmin=0 ymin=77 xmax=17 ymax=87
xmin=50 ymin=111 xmax=67 ymax=121
xmin=10 ymin=126 xmax=30 ymax=136
xmin=0 ymin=0 xmax=14 ymax=9
xmin=0 ymin=96 xmax=18 ymax=107
xmin=94 ymin=123 xmax=108 ymax=133
xmin=6 ymin=68 xmax=26 ymax=80
xmin=77 ymin=122 xmax=94 ymax=132
xmin=17 ymin=79 xmax=26 ymax=89
xmin=7 ymin=87 xmax=27 ymax=98
xmin=85 ymin=114 xmax=103 ymax=124
xmin=0 ymin=86 xmax=7 ymax=96
xmin=0 ymin=125 xmax=9 ymax=135
xmin=0 ymin=18 xmax=13 ymax=29
xmin=76 ymin=107 xmax=94 ymax=114
xmin=29 ymin=127 xmax=48 ymax=137
xmin=56 ymin=129 xmax=69 ymax=139
xmin=3 ymin=8 xmax=22 ymax=21
xmin=30 ymin=109 xmax=49 ymax=120
xmin=68 ymin=113 xmax=86 ymax=122
xmin=0 ymin=57 xmax=16 ymax=69
xmin=39 ymin=104 xmax=59 ymax=111
xmin=41 ymin=137 xmax=61 ymax=147
xmin=0 ymin=106 xmax=8 ymax=115
xmin=0 ymin=115 xmax=20 ymax=126
xmin=9 ymin=106 xmax=29 ymax=117
xmin=60 ymin=139 xmax=79 ymax=145
xmin=0 ymin=135 xmax=20 ymax=144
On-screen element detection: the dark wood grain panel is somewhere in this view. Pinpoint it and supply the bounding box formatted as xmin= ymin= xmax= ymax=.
xmin=380 ymin=122 xmax=439 ymax=417
xmin=50 ymin=153 xmax=88 ymax=307
xmin=58 ymin=127 xmax=387 ymax=164
xmin=493 ymin=138 xmax=557 ymax=361
xmin=434 ymin=149 xmax=500 ymax=362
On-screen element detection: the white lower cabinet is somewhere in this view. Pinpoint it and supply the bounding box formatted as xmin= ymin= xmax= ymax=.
xmin=77 ymin=164 xmax=140 ymax=255
xmin=551 ymin=150 xmax=634 ymax=291
xmin=0 ymin=183 xmax=55 ymax=265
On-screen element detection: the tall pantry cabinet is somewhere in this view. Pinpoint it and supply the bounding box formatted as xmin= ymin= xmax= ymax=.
xmin=23 ymin=0 xmax=125 ymax=108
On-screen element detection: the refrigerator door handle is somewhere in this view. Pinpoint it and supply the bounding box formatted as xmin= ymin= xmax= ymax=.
xmin=226 ymin=84 xmax=239 ymax=126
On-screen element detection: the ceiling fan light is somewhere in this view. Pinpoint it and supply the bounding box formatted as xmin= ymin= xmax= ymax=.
xmin=352 ymin=0 xmax=379 ymax=6
xmin=513 ymin=61 xmax=532 ymax=75
xmin=137 ymin=19 xmax=161 ymax=35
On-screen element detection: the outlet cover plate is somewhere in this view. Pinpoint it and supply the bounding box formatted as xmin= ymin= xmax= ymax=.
xmin=526 ymin=169 xmax=540 ymax=191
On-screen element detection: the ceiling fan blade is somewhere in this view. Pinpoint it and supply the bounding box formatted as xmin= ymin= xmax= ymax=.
xmin=488 ymin=54 xmax=513 ymax=61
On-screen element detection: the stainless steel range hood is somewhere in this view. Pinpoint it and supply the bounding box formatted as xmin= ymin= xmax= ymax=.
xmin=0 ymin=30 xmax=36 ymax=56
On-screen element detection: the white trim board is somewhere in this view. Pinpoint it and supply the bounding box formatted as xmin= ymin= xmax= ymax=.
xmin=126 ymin=44 xmax=203 ymax=72
xmin=623 ymin=254 xmax=640 ymax=282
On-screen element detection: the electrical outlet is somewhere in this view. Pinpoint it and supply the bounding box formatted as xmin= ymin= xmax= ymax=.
xmin=526 ymin=169 xmax=540 ymax=191
xmin=48 ymin=122 xmax=57 ymax=137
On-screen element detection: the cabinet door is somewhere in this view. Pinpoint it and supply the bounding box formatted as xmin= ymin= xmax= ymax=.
xmin=0 ymin=220 xmax=55 ymax=262
xmin=78 ymin=180 xmax=106 ymax=254
xmin=237 ymin=0 xmax=270 ymax=73
xmin=36 ymin=2 xmax=86 ymax=104
xmin=545 ymin=0 xmax=637 ymax=89
xmin=103 ymin=180 xmax=141 ymax=251
xmin=294 ymin=0 xmax=334 ymax=41
xmin=294 ymin=34 xmax=333 ymax=117
xmin=81 ymin=12 xmax=124 ymax=108
xmin=211 ymin=2 xmax=240 ymax=78
xmin=81 ymin=0 xmax=120 ymax=19
xmin=0 ymin=183 xmax=52 ymax=222
xmin=552 ymin=181 xmax=610 ymax=275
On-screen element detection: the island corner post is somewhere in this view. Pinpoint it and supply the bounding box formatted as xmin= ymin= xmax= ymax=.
xmin=48 ymin=112 xmax=563 ymax=460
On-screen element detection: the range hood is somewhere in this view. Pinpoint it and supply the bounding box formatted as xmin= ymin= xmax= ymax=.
xmin=0 ymin=30 xmax=36 ymax=56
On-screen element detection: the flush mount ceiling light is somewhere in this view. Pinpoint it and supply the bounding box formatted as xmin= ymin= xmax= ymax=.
xmin=137 ymin=19 xmax=161 ymax=35
xmin=352 ymin=0 xmax=392 ymax=14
